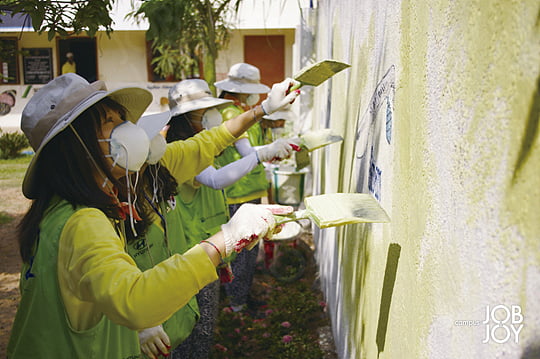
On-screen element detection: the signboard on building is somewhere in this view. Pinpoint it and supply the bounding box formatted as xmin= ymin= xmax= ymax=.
xmin=0 ymin=38 xmax=19 ymax=84
xmin=23 ymin=48 xmax=53 ymax=84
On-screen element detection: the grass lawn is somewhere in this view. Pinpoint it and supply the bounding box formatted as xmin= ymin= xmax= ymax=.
xmin=0 ymin=155 xmax=32 ymax=221
xmin=0 ymin=155 xmax=32 ymax=190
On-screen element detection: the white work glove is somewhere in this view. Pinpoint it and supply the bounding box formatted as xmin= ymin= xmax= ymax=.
xmin=138 ymin=325 xmax=171 ymax=359
xmin=221 ymin=203 xmax=277 ymax=256
xmin=261 ymin=78 xmax=301 ymax=115
xmin=256 ymin=138 xmax=296 ymax=163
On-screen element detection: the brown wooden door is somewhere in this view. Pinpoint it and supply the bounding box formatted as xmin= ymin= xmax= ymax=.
xmin=244 ymin=35 xmax=285 ymax=100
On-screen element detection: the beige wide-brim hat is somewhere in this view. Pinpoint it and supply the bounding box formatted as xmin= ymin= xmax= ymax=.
xmin=21 ymin=73 xmax=152 ymax=199
xmin=214 ymin=63 xmax=270 ymax=94
xmin=168 ymin=79 xmax=232 ymax=117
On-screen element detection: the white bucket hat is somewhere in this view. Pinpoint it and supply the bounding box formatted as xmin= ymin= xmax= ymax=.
xmin=214 ymin=63 xmax=271 ymax=94
xmin=21 ymin=73 xmax=152 ymax=199
xmin=168 ymin=79 xmax=232 ymax=117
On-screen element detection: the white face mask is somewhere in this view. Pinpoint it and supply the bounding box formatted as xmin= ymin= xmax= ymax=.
xmin=100 ymin=121 xmax=150 ymax=171
xmin=146 ymin=134 xmax=167 ymax=165
xmin=201 ymin=108 xmax=223 ymax=129
xmin=245 ymin=94 xmax=260 ymax=106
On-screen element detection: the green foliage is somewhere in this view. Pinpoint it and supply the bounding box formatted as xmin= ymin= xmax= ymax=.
xmin=213 ymin=265 xmax=328 ymax=359
xmin=1 ymin=0 xmax=115 ymax=38
xmin=131 ymin=0 xmax=241 ymax=88
xmin=0 ymin=129 xmax=30 ymax=159
xmin=150 ymin=43 xmax=199 ymax=80
xmin=0 ymin=211 xmax=14 ymax=225
xmin=0 ymin=154 xmax=32 ymax=189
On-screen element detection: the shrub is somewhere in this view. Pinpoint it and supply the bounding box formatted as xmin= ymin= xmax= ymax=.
xmin=212 ymin=253 xmax=329 ymax=359
xmin=0 ymin=129 xmax=29 ymax=159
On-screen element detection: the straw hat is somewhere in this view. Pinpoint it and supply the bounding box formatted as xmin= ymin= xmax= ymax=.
xmin=21 ymin=73 xmax=152 ymax=199
xmin=168 ymin=79 xmax=232 ymax=117
xmin=214 ymin=63 xmax=270 ymax=94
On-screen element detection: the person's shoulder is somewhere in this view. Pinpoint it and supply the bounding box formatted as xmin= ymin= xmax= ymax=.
xmin=221 ymin=105 xmax=243 ymax=121
xmin=69 ymin=207 xmax=110 ymax=223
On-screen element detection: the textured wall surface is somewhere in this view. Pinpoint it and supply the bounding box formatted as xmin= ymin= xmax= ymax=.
xmin=309 ymin=1 xmax=540 ymax=358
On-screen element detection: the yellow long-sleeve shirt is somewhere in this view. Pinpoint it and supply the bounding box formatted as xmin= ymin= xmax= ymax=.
xmin=58 ymin=124 xmax=236 ymax=331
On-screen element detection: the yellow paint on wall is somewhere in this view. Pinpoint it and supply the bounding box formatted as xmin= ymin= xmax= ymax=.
xmin=320 ymin=0 xmax=540 ymax=357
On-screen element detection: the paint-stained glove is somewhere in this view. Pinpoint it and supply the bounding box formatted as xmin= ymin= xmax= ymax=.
xmin=221 ymin=204 xmax=277 ymax=256
xmin=138 ymin=325 xmax=171 ymax=359
xmin=261 ymin=78 xmax=301 ymax=115
xmin=256 ymin=138 xmax=296 ymax=163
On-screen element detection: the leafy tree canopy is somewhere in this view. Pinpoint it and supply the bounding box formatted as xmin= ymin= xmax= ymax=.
xmin=1 ymin=0 xmax=114 ymax=40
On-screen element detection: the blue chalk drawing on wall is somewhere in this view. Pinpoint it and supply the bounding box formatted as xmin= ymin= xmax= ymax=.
xmin=352 ymin=65 xmax=395 ymax=196
xmin=368 ymin=146 xmax=382 ymax=200
xmin=386 ymin=97 xmax=392 ymax=144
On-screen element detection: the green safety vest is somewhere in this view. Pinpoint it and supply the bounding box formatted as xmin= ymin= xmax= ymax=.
xmin=215 ymin=105 xmax=269 ymax=202
xmin=8 ymin=198 xmax=140 ymax=359
xmin=126 ymin=199 xmax=199 ymax=349
xmin=176 ymin=183 xmax=230 ymax=248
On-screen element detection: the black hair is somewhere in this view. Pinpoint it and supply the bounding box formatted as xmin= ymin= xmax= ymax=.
xmin=218 ymin=90 xmax=234 ymax=99
xmin=166 ymin=113 xmax=197 ymax=142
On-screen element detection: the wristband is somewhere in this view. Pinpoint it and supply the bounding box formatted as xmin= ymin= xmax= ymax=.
xmin=200 ymin=240 xmax=224 ymax=263
xmin=259 ymin=103 xmax=269 ymax=116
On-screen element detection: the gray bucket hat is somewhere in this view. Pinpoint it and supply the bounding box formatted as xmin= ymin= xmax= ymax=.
xmin=21 ymin=73 xmax=152 ymax=199
xmin=168 ymin=79 xmax=232 ymax=117
xmin=214 ymin=63 xmax=271 ymax=94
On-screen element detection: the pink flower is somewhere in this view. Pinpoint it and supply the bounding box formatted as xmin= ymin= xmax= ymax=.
xmin=281 ymin=321 xmax=291 ymax=328
xmin=222 ymin=307 xmax=233 ymax=313
xmin=242 ymin=335 xmax=248 ymax=341
xmin=265 ymin=309 xmax=274 ymax=316
xmin=282 ymin=334 xmax=293 ymax=343
xmin=319 ymin=301 xmax=327 ymax=308
xmin=214 ymin=343 xmax=228 ymax=352
xmin=234 ymin=328 xmax=241 ymax=334
xmin=262 ymin=332 xmax=271 ymax=338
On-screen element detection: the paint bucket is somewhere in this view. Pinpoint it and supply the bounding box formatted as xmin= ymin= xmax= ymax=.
xmin=271 ymin=221 xmax=302 ymax=241
xmin=272 ymin=168 xmax=307 ymax=206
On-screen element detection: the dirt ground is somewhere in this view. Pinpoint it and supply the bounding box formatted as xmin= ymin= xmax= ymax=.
xmin=0 ymin=187 xmax=29 ymax=357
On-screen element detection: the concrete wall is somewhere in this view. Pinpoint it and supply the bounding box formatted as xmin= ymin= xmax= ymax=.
xmin=309 ymin=0 xmax=540 ymax=358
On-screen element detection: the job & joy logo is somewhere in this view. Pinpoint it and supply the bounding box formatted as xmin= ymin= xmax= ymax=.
xmin=482 ymin=305 xmax=523 ymax=344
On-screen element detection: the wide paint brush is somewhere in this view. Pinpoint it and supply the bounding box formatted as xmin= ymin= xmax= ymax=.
xmin=290 ymin=59 xmax=351 ymax=91
xmin=274 ymin=193 xmax=390 ymax=228
xmin=292 ymin=129 xmax=344 ymax=170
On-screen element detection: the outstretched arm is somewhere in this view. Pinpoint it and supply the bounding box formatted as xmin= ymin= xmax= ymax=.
xmin=195 ymin=153 xmax=259 ymax=189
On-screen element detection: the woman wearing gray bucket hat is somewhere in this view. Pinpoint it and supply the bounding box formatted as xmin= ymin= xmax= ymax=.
xmin=214 ymin=63 xmax=301 ymax=315
xmin=8 ymin=73 xmax=299 ymax=358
